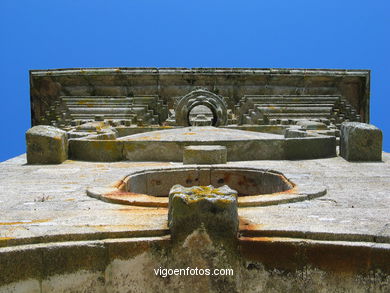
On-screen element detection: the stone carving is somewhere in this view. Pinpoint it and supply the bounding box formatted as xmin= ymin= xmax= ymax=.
xmin=236 ymin=95 xmax=361 ymax=126
xmin=174 ymin=89 xmax=228 ymax=126
xmin=24 ymin=68 xmax=377 ymax=164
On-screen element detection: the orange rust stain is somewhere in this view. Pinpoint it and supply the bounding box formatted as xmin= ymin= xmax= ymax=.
xmin=111 ymin=179 xmax=127 ymax=190
xmin=116 ymin=208 xmax=167 ymax=214
xmin=183 ymin=132 xmax=196 ymax=135
xmin=106 ymin=190 xmax=152 ymax=198
xmin=127 ymin=135 xmax=162 ymax=141
xmin=77 ymin=100 xmax=94 ymax=107
xmin=272 ymin=185 xmax=298 ymax=196
xmin=0 ymin=219 xmax=51 ymax=225
xmin=65 ymin=198 xmax=75 ymax=201
xmin=239 ymin=217 xmax=264 ymax=231
xmin=239 ymin=236 xmax=289 ymax=242
xmin=104 ymin=191 xmax=168 ymax=208
xmin=0 ymin=237 xmax=14 ymax=240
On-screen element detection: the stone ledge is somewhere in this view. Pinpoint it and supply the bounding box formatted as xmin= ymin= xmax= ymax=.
xmin=183 ymin=145 xmax=227 ymax=164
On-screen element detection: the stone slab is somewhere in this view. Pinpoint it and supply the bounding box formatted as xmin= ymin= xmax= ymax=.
xmin=285 ymin=136 xmax=336 ymax=160
xmin=0 ymin=154 xmax=389 ymax=248
xmin=340 ymin=122 xmax=382 ymax=161
xmin=183 ymin=145 xmax=227 ymax=164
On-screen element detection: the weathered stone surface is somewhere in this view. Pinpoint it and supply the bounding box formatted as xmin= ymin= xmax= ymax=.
xmin=69 ymin=139 xmax=123 ymax=162
xmin=284 ymin=128 xmax=308 ymax=138
xmin=26 ymin=125 xmax=68 ymax=164
xmin=340 ymin=122 xmax=382 ymax=161
xmin=30 ymin=68 xmax=370 ymax=127
xmin=296 ymin=120 xmax=328 ymax=130
xmin=168 ymin=184 xmax=238 ymax=242
xmin=183 ymin=145 xmax=227 ymax=164
xmin=87 ymin=166 xmax=328 ymax=208
xmin=119 ymin=127 xmax=286 ymax=161
xmin=1 ymin=154 xmax=390 ymax=291
xmin=285 ymin=136 xmax=336 ymax=159
xmin=175 ymin=89 xmax=228 ymax=127
xmin=191 ymin=114 xmax=212 ymax=126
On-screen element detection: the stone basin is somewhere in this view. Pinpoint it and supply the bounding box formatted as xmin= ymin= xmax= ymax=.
xmin=87 ymin=166 xmax=326 ymax=207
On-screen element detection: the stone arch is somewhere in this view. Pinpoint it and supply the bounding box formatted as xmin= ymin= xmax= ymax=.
xmin=175 ymin=89 xmax=228 ymax=126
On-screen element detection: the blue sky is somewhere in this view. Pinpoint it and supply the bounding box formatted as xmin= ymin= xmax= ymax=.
xmin=0 ymin=0 xmax=389 ymax=161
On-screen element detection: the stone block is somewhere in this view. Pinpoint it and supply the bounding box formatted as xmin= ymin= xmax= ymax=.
xmin=168 ymin=184 xmax=238 ymax=243
xmin=284 ymin=128 xmax=308 ymax=138
xmin=26 ymin=125 xmax=68 ymax=164
xmin=285 ymin=137 xmax=336 ymax=160
xmin=0 ymin=246 xmax=43 ymax=286
xmin=183 ymin=145 xmax=227 ymax=164
xmin=69 ymin=139 xmax=123 ymax=162
xmin=296 ymin=120 xmax=328 ymax=130
xmin=340 ymin=122 xmax=382 ymax=161
xmin=42 ymin=242 xmax=106 ymax=276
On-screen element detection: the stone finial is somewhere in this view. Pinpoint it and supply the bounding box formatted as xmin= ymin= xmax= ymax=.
xmin=168 ymin=184 xmax=238 ymax=244
xmin=340 ymin=122 xmax=382 ymax=161
xmin=26 ymin=125 xmax=68 ymax=164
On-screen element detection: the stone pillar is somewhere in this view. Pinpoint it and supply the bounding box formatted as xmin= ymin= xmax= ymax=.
xmin=168 ymin=184 xmax=238 ymax=245
xmin=340 ymin=122 xmax=382 ymax=161
xmin=26 ymin=125 xmax=68 ymax=164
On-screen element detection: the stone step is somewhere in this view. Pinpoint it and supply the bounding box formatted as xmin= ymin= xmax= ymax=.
xmin=61 ymin=96 xmax=130 ymax=102
xmin=252 ymin=103 xmax=336 ymax=108
xmin=63 ymin=103 xmax=132 ymax=107
xmin=263 ymin=113 xmax=333 ymax=119
xmin=255 ymin=106 xmax=333 ymax=113
xmin=241 ymin=95 xmax=340 ymax=102
xmin=68 ymin=108 xmax=141 ymax=114
xmin=131 ymin=97 xmax=159 ymax=104
xmin=69 ymin=114 xmax=136 ymax=119
xmin=62 ymin=98 xmax=131 ymax=103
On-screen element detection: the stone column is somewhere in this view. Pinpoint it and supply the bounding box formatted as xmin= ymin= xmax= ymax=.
xmin=168 ymin=184 xmax=238 ymax=246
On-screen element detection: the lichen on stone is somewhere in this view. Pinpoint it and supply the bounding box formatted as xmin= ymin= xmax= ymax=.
xmin=169 ymin=184 xmax=237 ymax=202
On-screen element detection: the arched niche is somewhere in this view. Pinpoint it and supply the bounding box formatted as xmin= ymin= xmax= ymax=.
xmin=175 ymin=89 xmax=228 ymax=126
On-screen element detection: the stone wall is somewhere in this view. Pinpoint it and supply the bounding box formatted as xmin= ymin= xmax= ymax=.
xmin=30 ymin=68 xmax=370 ymax=126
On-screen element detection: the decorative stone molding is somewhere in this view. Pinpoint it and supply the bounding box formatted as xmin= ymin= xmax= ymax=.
xmin=175 ymin=89 xmax=228 ymax=126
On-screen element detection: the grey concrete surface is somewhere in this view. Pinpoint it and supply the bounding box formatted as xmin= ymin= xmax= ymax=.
xmin=1 ymin=153 xmax=390 ymax=247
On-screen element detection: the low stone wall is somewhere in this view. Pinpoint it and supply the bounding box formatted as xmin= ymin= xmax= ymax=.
xmin=1 ymin=237 xmax=389 ymax=292
xmin=68 ymin=136 xmax=336 ymax=162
